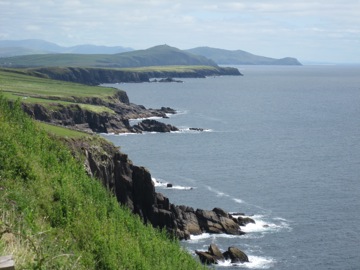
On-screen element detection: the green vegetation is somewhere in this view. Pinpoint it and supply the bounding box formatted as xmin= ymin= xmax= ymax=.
xmin=0 ymin=69 xmax=118 ymax=114
xmin=0 ymin=96 xmax=204 ymax=269
xmin=0 ymin=45 xmax=217 ymax=68
xmin=186 ymin=47 xmax=302 ymax=65
xmin=36 ymin=122 xmax=90 ymax=139
xmin=0 ymin=68 xmax=117 ymax=99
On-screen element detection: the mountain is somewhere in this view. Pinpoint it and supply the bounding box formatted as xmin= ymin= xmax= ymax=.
xmin=0 ymin=45 xmax=217 ymax=68
xmin=186 ymin=47 xmax=302 ymax=65
xmin=0 ymin=39 xmax=133 ymax=57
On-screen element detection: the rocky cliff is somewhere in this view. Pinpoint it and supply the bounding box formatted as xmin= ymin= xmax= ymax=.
xmin=27 ymin=66 xmax=242 ymax=85
xmin=64 ymin=137 xmax=249 ymax=240
xmin=20 ymin=88 xmax=177 ymax=134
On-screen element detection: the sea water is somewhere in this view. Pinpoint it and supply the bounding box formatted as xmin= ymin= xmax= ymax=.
xmin=103 ymin=65 xmax=360 ymax=269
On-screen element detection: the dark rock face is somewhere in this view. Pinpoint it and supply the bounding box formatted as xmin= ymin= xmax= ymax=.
xmin=131 ymin=119 xmax=179 ymax=133
xmin=224 ymin=247 xmax=249 ymax=263
xmin=28 ymin=66 xmax=242 ymax=85
xmin=195 ymin=244 xmax=249 ymax=265
xmin=237 ymin=216 xmax=256 ymax=226
xmin=68 ymin=138 xmax=248 ymax=240
xmin=195 ymin=251 xmax=217 ymax=265
xmin=152 ymin=77 xmax=183 ymax=83
xmin=20 ymin=98 xmax=177 ymax=134
xmin=209 ymin=243 xmax=225 ymax=261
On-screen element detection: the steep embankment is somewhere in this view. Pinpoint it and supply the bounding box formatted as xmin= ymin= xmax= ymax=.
xmin=0 ymin=68 xmax=175 ymax=133
xmin=26 ymin=65 xmax=241 ymax=85
xmin=0 ymin=97 xmax=204 ymax=269
xmin=64 ymin=135 xmax=250 ymax=240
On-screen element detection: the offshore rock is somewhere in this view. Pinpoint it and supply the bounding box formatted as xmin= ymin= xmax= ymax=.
xmin=131 ymin=119 xmax=179 ymax=133
xmin=223 ymin=246 xmax=249 ymax=263
xmin=195 ymin=244 xmax=249 ymax=265
xmin=195 ymin=251 xmax=217 ymax=265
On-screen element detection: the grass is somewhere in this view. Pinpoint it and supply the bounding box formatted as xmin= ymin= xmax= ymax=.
xmin=0 ymin=96 xmax=204 ymax=269
xmin=0 ymin=68 xmax=117 ymax=99
xmin=0 ymin=69 xmax=118 ymax=114
xmin=0 ymin=45 xmax=216 ymax=68
xmin=36 ymin=122 xmax=90 ymax=138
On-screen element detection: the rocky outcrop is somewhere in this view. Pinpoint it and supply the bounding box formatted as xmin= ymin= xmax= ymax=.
xmin=195 ymin=244 xmax=249 ymax=265
xmin=65 ymin=137 xmax=248 ymax=240
xmin=131 ymin=119 xmax=179 ymax=133
xmin=26 ymin=66 xmax=242 ymax=85
xmin=22 ymin=102 xmax=131 ymax=133
xmin=151 ymin=77 xmax=183 ymax=83
xmin=28 ymin=67 xmax=151 ymax=85
xmin=20 ymin=93 xmax=176 ymax=134
xmin=224 ymin=246 xmax=249 ymax=263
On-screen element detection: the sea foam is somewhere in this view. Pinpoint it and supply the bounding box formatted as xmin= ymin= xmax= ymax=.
xmin=152 ymin=177 xmax=195 ymax=190
xmin=216 ymin=256 xmax=275 ymax=269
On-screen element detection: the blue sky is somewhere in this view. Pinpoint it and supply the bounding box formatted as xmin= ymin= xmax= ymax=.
xmin=1 ymin=0 xmax=359 ymax=63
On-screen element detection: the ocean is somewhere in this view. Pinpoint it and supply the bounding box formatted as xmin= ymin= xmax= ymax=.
xmin=103 ymin=65 xmax=360 ymax=269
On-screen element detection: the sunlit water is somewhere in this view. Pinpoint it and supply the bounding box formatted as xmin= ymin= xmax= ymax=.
xmin=102 ymin=65 xmax=360 ymax=269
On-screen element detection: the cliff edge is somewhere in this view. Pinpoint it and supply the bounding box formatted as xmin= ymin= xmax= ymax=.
xmin=64 ymin=137 xmax=249 ymax=240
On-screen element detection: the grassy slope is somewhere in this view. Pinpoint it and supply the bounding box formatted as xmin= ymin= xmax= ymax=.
xmin=0 ymin=68 xmax=117 ymax=98
xmin=0 ymin=69 xmax=117 ymax=114
xmin=0 ymin=45 xmax=217 ymax=68
xmin=0 ymin=96 xmax=204 ymax=269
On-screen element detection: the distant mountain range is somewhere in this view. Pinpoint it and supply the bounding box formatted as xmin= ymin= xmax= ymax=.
xmin=186 ymin=47 xmax=301 ymax=65
xmin=0 ymin=44 xmax=217 ymax=68
xmin=0 ymin=39 xmax=302 ymax=66
xmin=0 ymin=39 xmax=133 ymax=57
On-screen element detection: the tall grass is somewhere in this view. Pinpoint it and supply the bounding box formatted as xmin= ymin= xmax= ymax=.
xmin=0 ymin=96 xmax=204 ymax=269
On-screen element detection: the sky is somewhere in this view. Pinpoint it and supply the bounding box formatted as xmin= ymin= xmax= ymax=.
xmin=1 ymin=0 xmax=360 ymax=63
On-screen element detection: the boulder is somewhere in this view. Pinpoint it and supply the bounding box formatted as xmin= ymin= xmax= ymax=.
xmin=223 ymin=247 xmax=249 ymax=263
xmin=237 ymin=216 xmax=256 ymax=226
xmin=195 ymin=251 xmax=217 ymax=265
xmin=158 ymin=77 xmax=183 ymax=83
xmin=196 ymin=245 xmax=249 ymax=266
xmin=208 ymin=243 xmax=225 ymax=261
xmin=189 ymin=127 xmax=204 ymax=132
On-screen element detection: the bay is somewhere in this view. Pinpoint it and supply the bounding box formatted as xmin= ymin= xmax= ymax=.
xmin=103 ymin=65 xmax=360 ymax=269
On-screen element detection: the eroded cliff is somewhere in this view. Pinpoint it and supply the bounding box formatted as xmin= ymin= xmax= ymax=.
xmin=64 ymin=137 xmax=248 ymax=240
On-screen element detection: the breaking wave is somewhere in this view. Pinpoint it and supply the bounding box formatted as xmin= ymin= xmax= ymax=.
xmin=152 ymin=177 xmax=195 ymax=190
xmin=216 ymin=256 xmax=275 ymax=269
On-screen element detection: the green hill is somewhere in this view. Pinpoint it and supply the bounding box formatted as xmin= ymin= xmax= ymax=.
xmin=0 ymin=96 xmax=204 ymax=269
xmin=186 ymin=46 xmax=302 ymax=65
xmin=0 ymin=45 xmax=217 ymax=68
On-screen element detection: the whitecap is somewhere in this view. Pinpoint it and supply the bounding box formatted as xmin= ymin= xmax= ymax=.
xmin=215 ymin=256 xmax=275 ymax=269
xmin=236 ymin=215 xmax=291 ymax=233
xmin=170 ymin=185 xmax=195 ymax=190
xmin=188 ymin=233 xmax=244 ymax=244
xmin=152 ymin=178 xmax=168 ymax=187
xmin=129 ymin=116 xmax=164 ymax=123
xmin=152 ymin=178 xmax=195 ymax=190
xmin=171 ymin=127 xmax=213 ymax=134
xmin=233 ymin=198 xmax=244 ymax=204
xmin=101 ymin=132 xmax=134 ymax=136
xmin=188 ymin=233 xmax=212 ymax=242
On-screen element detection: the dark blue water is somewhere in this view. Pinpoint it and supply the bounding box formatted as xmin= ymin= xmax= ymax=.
xmin=103 ymin=65 xmax=360 ymax=269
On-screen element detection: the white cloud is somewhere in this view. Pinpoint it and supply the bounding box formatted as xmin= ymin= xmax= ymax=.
xmin=0 ymin=0 xmax=359 ymax=62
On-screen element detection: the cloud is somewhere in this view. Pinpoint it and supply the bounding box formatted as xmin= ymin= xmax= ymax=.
xmin=0 ymin=0 xmax=359 ymax=62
